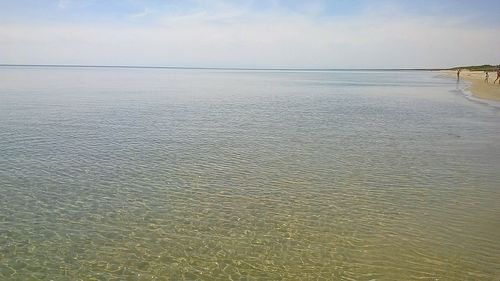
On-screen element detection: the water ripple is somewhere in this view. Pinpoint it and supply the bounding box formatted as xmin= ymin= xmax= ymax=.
xmin=0 ymin=68 xmax=499 ymax=280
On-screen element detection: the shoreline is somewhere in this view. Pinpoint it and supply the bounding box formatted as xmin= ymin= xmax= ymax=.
xmin=440 ymin=70 xmax=500 ymax=102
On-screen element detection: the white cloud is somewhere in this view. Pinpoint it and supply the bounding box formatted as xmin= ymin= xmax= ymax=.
xmin=57 ymin=0 xmax=70 ymax=9
xmin=131 ymin=8 xmax=153 ymax=19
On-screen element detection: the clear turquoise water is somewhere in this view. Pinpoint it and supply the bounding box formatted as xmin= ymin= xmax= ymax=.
xmin=0 ymin=67 xmax=499 ymax=280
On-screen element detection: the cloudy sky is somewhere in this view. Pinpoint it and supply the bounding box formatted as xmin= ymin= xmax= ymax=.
xmin=1 ymin=0 xmax=499 ymax=68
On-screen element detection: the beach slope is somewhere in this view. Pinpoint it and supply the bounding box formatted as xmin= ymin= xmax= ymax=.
xmin=443 ymin=70 xmax=500 ymax=102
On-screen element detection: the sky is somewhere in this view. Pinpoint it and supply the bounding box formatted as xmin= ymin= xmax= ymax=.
xmin=1 ymin=0 xmax=499 ymax=68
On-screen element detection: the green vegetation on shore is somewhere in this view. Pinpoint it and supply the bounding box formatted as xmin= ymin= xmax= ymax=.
xmin=450 ymin=64 xmax=500 ymax=72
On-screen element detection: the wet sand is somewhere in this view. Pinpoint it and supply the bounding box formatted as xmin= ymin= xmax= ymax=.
xmin=442 ymin=70 xmax=500 ymax=102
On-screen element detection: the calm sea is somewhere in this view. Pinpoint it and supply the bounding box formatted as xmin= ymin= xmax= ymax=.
xmin=0 ymin=67 xmax=499 ymax=280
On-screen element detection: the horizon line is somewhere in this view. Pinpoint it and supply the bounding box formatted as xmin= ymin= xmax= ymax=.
xmin=0 ymin=64 xmax=449 ymax=71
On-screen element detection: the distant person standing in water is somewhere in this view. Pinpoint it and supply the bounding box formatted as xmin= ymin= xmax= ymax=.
xmin=484 ymin=71 xmax=489 ymax=83
xmin=456 ymin=68 xmax=461 ymax=80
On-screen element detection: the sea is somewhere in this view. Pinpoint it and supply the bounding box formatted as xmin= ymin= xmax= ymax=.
xmin=0 ymin=66 xmax=499 ymax=280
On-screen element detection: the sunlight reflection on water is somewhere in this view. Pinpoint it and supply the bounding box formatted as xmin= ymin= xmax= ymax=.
xmin=0 ymin=67 xmax=499 ymax=280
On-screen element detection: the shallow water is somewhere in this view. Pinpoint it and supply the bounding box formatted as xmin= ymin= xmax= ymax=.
xmin=0 ymin=67 xmax=499 ymax=280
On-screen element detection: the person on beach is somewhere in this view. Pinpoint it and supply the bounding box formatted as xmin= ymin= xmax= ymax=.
xmin=484 ymin=71 xmax=489 ymax=83
xmin=494 ymin=67 xmax=500 ymax=84
xmin=456 ymin=68 xmax=461 ymax=80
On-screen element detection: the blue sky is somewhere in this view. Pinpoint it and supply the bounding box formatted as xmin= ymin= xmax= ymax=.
xmin=1 ymin=0 xmax=499 ymax=68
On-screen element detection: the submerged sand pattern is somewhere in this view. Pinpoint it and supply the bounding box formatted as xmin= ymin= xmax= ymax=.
xmin=0 ymin=68 xmax=499 ymax=280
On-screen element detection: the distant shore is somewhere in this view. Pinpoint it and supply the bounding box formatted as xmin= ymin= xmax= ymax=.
xmin=441 ymin=70 xmax=500 ymax=102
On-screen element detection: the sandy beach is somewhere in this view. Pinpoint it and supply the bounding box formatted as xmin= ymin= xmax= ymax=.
xmin=441 ymin=70 xmax=500 ymax=102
